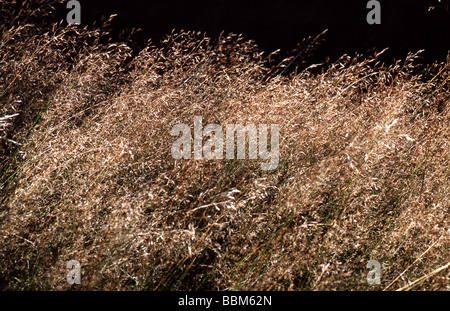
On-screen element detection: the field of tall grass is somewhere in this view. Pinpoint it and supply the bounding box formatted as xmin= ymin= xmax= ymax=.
xmin=0 ymin=1 xmax=448 ymax=290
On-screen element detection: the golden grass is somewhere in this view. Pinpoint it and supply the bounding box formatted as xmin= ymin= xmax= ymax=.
xmin=0 ymin=6 xmax=448 ymax=290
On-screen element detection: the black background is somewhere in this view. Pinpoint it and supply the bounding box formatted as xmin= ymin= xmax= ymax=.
xmin=55 ymin=0 xmax=450 ymax=64
xmin=0 ymin=291 xmax=446 ymax=309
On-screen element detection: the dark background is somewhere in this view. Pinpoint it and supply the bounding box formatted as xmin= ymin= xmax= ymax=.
xmin=57 ymin=0 xmax=449 ymax=64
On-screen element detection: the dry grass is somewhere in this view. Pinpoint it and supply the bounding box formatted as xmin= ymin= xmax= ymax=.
xmin=0 ymin=2 xmax=448 ymax=291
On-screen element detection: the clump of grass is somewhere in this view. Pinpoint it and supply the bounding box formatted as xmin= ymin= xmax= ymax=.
xmin=0 ymin=2 xmax=448 ymax=291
